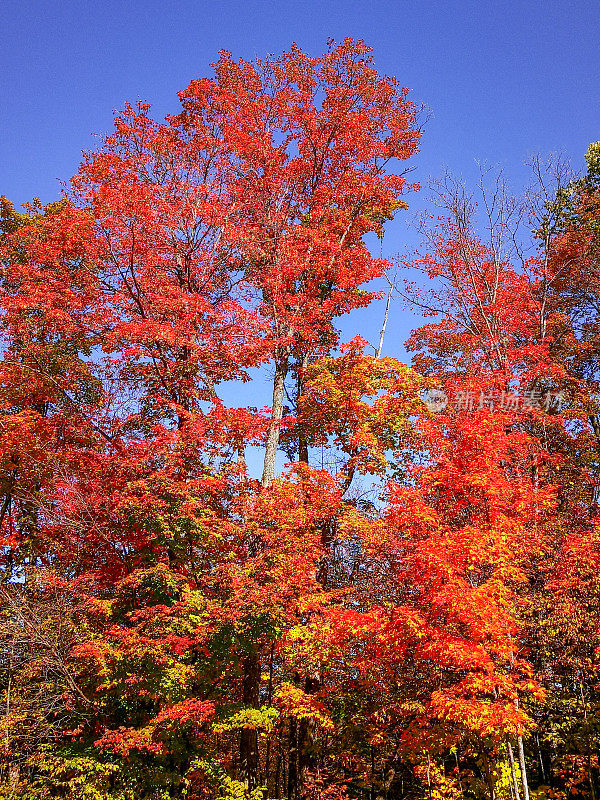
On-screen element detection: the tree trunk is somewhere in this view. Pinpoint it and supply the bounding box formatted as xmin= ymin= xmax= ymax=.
xmin=262 ymin=353 xmax=289 ymax=487
xmin=274 ymin=751 xmax=282 ymax=799
xmin=375 ymin=274 xmax=393 ymax=359
xmin=297 ymin=355 xmax=309 ymax=465
xmin=535 ymin=733 xmax=547 ymax=785
xmin=507 ymin=740 xmax=521 ymax=800
xmin=240 ymin=649 xmax=260 ymax=791
xmin=296 ymin=519 xmax=332 ymax=793
xmin=298 ymin=673 xmax=320 ymax=787
xmin=580 ymin=682 xmax=598 ymax=800
xmin=245 ymin=349 xmax=289 ymax=790
xmin=517 ymin=735 xmax=530 ymax=800
xmin=288 ymin=718 xmax=298 ymax=800
xmin=481 ymin=751 xmax=496 ymax=800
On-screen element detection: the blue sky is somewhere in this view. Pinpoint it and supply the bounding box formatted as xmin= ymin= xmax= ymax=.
xmin=1 ymin=0 xmax=599 ymax=362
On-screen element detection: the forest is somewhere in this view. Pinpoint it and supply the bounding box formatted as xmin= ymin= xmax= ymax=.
xmin=1 ymin=38 xmax=600 ymax=800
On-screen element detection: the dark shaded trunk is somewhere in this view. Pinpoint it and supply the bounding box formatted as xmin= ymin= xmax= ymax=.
xmin=297 ymin=520 xmax=332 ymax=793
xmin=264 ymin=643 xmax=275 ymax=795
xmin=298 ymin=431 xmax=309 ymax=465
xmin=275 ymin=751 xmax=282 ymax=799
xmin=288 ymin=718 xmax=298 ymax=800
xmin=481 ymin=751 xmax=496 ymax=800
xmin=240 ymin=649 xmax=260 ymax=790
xmin=580 ymin=682 xmax=598 ymax=800
xmin=298 ymin=673 xmax=320 ymax=786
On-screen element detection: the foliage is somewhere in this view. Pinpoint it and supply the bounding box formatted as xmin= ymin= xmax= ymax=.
xmin=1 ymin=37 xmax=600 ymax=800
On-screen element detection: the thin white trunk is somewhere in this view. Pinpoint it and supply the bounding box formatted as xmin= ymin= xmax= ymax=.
xmin=507 ymin=740 xmax=521 ymax=800
xmin=375 ymin=278 xmax=393 ymax=359
xmin=517 ymin=734 xmax=530 ymax=800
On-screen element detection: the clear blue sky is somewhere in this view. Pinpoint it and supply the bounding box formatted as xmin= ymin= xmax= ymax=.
xmin=1 ymin=0 xmax=599 ymax=358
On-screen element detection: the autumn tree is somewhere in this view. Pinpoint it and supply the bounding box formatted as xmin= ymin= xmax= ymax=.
xmin=401 ymin=153 xmax=600 ymax=798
